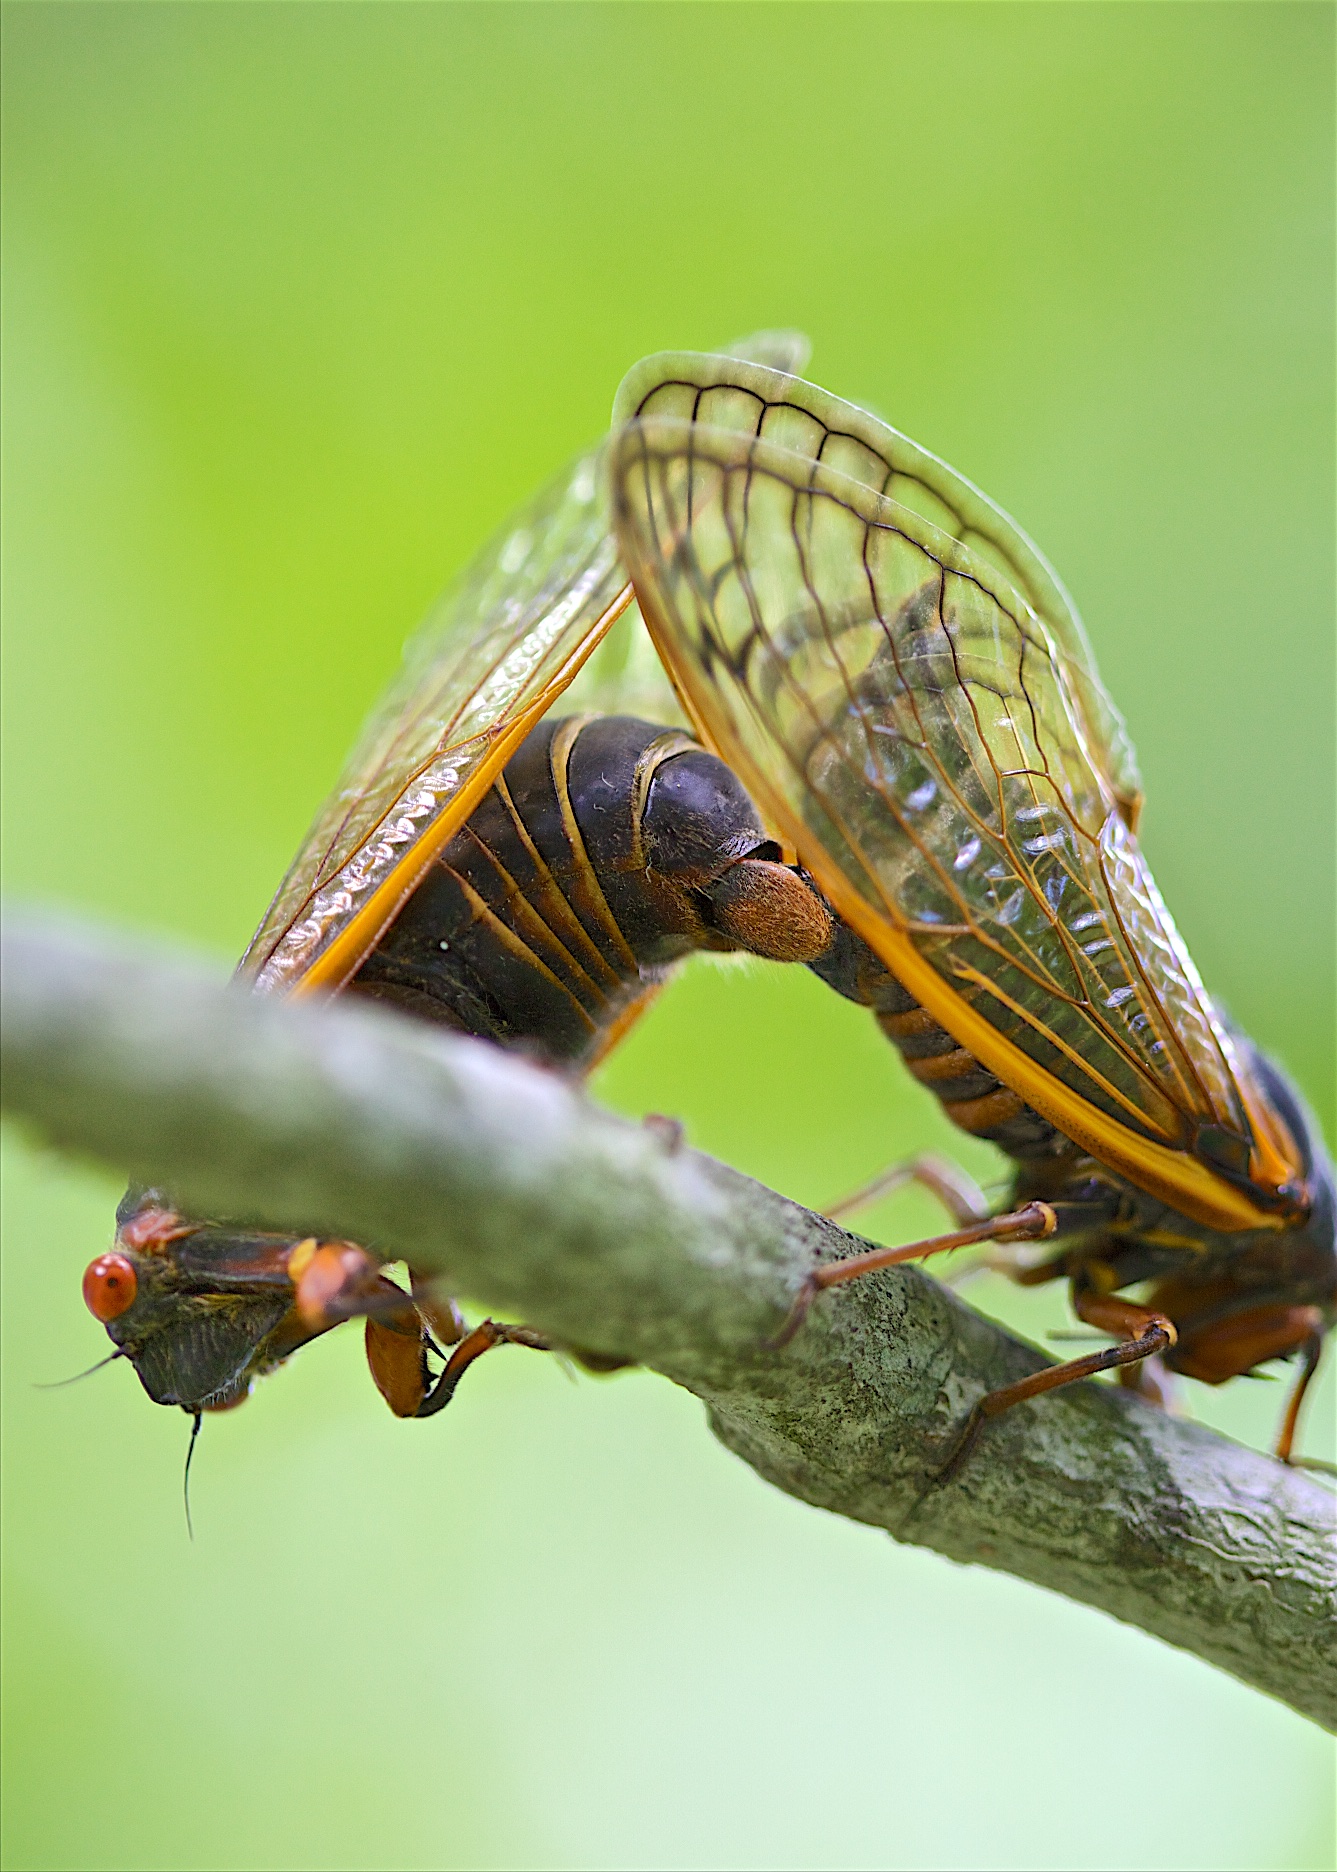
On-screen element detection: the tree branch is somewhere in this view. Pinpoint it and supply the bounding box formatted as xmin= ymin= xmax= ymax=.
xmin=2 ymin=909 xmax=1333 ymax=1729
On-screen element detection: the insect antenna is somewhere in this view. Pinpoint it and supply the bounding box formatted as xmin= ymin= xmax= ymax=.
xmin=183 ymin=1412 xmax=203 ymax=1542
xmin=33 ymin=1349 xmax=127 ymax=1388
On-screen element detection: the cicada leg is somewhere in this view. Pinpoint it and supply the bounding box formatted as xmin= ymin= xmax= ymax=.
xmin=1118 ymin=1354 xmax=1181 ymax=1412
xmin=416 ymin=1319 xmax=554 ymax=1419
xmin=365 ymin=1314 xmax=430 ymax=1418
xmin=1275 ymin=1330 xmax=1324 ymax=1466
xmin=1169 ymin=1303 xmax=1326 ymax=1466
xmin=934 ymin=1292 xmax=1178 ymax=1482
xmin=769 ymin=1201 xmax=1057 ymax=1350
xmin=410 ymin=1284 xmax=467 ymax=1349
xmin=366 ymin=1305 xmax=557 ymax=1421
xmin=292 ymin=1244 xmax=557 ymax=1421
xmin=822 ymin=1153 xmax=991 ymax=1227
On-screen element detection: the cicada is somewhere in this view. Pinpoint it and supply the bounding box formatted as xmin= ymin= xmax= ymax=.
xmin=84 ymin=335 xmax=1335 ymax=1473
xmin=85 ymin=333 xmax=834 ymax=1433
xmin=606 ymin=350 xmax=1335 ymax=1468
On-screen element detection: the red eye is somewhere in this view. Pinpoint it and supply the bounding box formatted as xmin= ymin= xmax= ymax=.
xmin=83 ymin=1252 xmax=138 ymax=1322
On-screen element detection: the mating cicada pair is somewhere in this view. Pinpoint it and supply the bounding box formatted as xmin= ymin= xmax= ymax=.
xmin=84 ymin=332 xmax=1335 ymax=1475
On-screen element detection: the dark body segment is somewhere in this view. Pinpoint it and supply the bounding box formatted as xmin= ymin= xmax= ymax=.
xmin=350 ymin=714 xmax=829 ymax=1064
xmin=809 ymin=914 xmax=1063 ymax=1162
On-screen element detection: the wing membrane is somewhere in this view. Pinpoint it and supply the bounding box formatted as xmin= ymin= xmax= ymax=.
xmin=241 ymin=336 xmax=816 ymax=999
xmin=613 ymin=352 xmax=1143 ymax=832
xmin=559 ymin=595 xmax=686 ymax=727
xmin=610 ymin=411 xmax=1296 ymax=1226
xmin=241 ymin=446 xmax=632 ymax=995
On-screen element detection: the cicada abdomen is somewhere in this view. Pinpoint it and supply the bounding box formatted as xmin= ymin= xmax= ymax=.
xmin=349 ymin=713 xmax=830 ymax=1063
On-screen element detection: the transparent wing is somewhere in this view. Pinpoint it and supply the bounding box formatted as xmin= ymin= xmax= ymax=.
xmin=613 ymin=352 xmax=1143 ymax=832
xmin=718 ymin=329 xmax=812 ymax=377
xmin=565 ymin=338 xmax=811 ymax=727
xmin=240 ymin=339 xmax=816 ymax=996
xmin=610 ymin=414 xmax=1297 ymax=1225
xmin=558 ymin=596 xmax=687 ymax=727
xmin=241 ymin=445 xmax=633 ymax=995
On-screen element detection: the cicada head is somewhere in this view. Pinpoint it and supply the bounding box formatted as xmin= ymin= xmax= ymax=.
xmin=88 ymin=1191 xmax=437 ymax=1417
xmin=86 ymin=1190 xmax=335 ymax=1413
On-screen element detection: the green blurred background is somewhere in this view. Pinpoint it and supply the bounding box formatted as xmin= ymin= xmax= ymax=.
xmin=3 ymin=5 xmax=1333 ymax=1868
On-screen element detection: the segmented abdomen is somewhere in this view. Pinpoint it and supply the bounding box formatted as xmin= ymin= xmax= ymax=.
xmin=350 ymin=715 xmax=773 ymax=1063
xmin=809 ymin=919 xmax=1062 ymax=1161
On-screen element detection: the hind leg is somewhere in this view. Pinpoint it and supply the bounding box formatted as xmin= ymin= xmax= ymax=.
xmin=935 ymin=1292 xmax=1178 ymax=1481
xmin=823 ymin=1154 xmax=991 ymax=1227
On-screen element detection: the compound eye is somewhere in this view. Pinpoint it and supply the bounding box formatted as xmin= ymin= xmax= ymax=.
xmin=83 ymin=1252 xmax=138 ymax=1322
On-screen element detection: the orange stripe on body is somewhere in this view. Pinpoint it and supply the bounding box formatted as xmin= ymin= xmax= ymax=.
xmin=289 ymin=584 xmax=635 ymax=999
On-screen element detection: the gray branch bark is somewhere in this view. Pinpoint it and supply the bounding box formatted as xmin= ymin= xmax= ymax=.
xmin=2 ymin=909 xmax=1333 ymax=1728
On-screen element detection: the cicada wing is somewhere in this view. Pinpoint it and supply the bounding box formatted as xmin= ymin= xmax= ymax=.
xmin=558 ymin=593 xmax=688 ymax=728
xmin=609 ymin=414 xmax=1299 ymax=1228
xmin=612 ymin=352 xmax=1143 ymax=835
xmin=719 ymin=329 xmax=812 ymax=378
xmin=563 ymin=338 xmax=814 ymax=730
xmin=239 ymin=339 xmax=819 ymax=999
xmin=239 ymin=445 xmax=634 ymax=997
